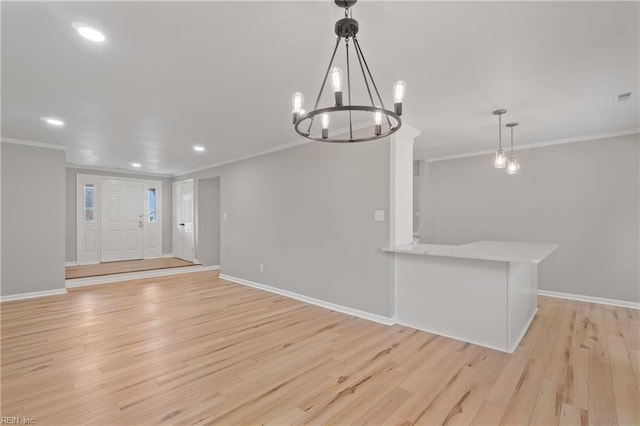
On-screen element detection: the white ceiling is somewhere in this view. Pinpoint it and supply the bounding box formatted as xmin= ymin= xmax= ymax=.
xmin=2 ymin=1 xmax=638 ymax=175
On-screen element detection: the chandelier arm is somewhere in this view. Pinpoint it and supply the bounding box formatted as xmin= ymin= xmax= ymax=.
xmin=353 ymin=37 xmax=376 ymax=108
xmin=306 ymin=37 xmax=342 ymax=136
xmin=346 ymin=38 xmax=353 ymax=141
xmin=353 ymin=38 xmax=392 ymax=128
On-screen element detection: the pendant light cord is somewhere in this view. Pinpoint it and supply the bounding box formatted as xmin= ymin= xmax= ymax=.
xmin=510 ymin=125 xmax=514 ymax=154
xmin=498 ymin=113 xmax=503 ymax=150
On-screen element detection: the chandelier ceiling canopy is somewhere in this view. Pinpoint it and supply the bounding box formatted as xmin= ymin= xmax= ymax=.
xmin=291 ymin=0 xmax=405 ymax=143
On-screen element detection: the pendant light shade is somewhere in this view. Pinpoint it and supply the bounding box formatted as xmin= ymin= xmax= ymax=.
xmin=493 ymin=109 xmax=507 ymax=168
xmin=495 ymin=150 xmax=506 ymax=169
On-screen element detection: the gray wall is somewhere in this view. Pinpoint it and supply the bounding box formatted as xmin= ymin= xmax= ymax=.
xmin=65 ymin=168 xmax=173 ymax=262
xmin=196 ymin=177 xmax=221 ymax=266
xmin=179 ymin=139 xmax=394 ymax=317
xmin=2 ymin=143 xmax=66 ymax=296
xmin=421 ymin=134 xmax=640 ymax=303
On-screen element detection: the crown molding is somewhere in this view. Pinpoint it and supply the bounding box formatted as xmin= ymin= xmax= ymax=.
xmin=175 ymin=120 xmax=385 ymax=178
xmin=1 ymin=137 xmax=67 ymax=151
xmin=426 ymin=128 xmax=640 ymax=163
xmin=65 ymin=163 xmax=174 ymax=178
xmin=174 ymin=139 xmax=311 ymax=178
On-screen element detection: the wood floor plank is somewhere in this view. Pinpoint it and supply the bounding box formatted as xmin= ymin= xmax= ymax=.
xmin=559 ymin=402 xmax=589 ymax=426
xmin=588 ymin=303 xmax=619 ymax=426
xmin=608 ymin=334 xmax=640 ymax=426
xmin=1 ymin=273 xmax=636 ymax=425
xmin=352 ymin=386 xmax=413 ymax=425
xmin=562 ymin=346 xmax=590 ymax=410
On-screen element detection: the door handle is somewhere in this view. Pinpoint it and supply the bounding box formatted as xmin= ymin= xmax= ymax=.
xmin=179 ymin=223 xmax=185 ymax=226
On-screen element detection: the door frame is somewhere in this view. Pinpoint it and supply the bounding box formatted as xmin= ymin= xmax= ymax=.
xmin=76 ymin=174 xmax=163 ymax=265
xmin=173 ymin=178 xmax=196 ymax=262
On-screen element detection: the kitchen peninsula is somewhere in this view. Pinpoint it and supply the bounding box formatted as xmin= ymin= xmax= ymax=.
xmin=383 ymin=241 xmax=558 ymax=353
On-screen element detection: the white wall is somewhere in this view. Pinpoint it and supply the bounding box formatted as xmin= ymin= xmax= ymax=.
xmin=420 ymin=134 xmax=640 ymax=303
xmin=178 ymin=139 xmax=394 ymax=317
xmin=1 ymin=142 xmax=66 ymax=296
xmin=196 ymin=177 xmax=221 ymax=266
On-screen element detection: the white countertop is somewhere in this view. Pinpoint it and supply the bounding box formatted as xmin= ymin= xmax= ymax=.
xmin=382 ymin=241 xmax=558 ymax=264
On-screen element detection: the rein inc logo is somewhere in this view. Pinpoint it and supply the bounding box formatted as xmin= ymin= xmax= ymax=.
xmin=0 ymin=418 xmax=34 ymax=424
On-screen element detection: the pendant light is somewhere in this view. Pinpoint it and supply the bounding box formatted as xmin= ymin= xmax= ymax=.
xmin=493 ymin=109 xmax=507 ymax=168
xmin=506 ymin=122 xmax=520 ymax=174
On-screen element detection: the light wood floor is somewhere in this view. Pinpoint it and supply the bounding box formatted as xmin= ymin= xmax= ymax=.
xmin=1 ymin=271 xmax=638 ymax=425
xmin=65 ymin=257 xmax=194 ymax=279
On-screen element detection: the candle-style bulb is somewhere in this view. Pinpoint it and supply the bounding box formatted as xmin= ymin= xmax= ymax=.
xmin=393 ymin=80 xmax=406 ymax=115
xmin=330 ymin=67 xmax=344 ymax=106
xmin=321 ymin=113 xmax=330 ymax=139
xmin=374 ymin=109 xmax=383 ymax=136
xmin=292 ymin=92 xmax=304 ymax=124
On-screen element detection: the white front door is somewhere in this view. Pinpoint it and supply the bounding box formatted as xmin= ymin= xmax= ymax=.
xmin=173 ymin=179 xmax=195 ymax=262
xmin=100 ymin=179 xmax=145 ymax=262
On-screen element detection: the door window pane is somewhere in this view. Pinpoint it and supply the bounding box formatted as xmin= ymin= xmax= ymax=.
xmin=84 ymin=184 xmax=95 ymax=223
xmin=148 ymin=188 xmax=157 ymax=223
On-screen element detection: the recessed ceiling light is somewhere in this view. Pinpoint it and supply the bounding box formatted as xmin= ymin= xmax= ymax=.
xmin=193 ymin=145 xmax=205 ymax=152
xmin=130 ymin=162 xmax=142 ymax=168
xmin=72 ymin=23 xmax=106 ymax=42
xmin=41 ymin=117 xmax=65 ymax=126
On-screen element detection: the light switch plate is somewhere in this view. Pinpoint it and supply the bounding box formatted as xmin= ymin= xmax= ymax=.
xmin=374 ymin=210 xmax=385 ymax=221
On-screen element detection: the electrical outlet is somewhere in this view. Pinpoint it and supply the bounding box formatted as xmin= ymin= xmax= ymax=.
xmin=223 ymin=212 xmax=227 ymax=220
xmin=259 ymin=264 xmax=264 ymax=272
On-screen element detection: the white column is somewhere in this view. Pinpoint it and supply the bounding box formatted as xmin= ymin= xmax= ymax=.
xmin=390 ymin=125 xmax=420 ymax=246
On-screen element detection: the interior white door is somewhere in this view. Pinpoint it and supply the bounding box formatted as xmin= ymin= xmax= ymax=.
xmin=101 ymin=179 xmax=145 ymax=262
xmin=173 ymin=179 xmax=195 ymax=262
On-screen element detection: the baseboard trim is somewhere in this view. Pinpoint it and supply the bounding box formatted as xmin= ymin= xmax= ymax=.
xmin=395 ymin=318 xmax=512 ymax=353
xmin=161 ymin=253 xmax=174 ymax=258
xmin=65 ymin=261 xmax=78 ymax=267
xmin=66 ymin=265 xmax=220 ymax=288
xmin=508 ymin=308 xmax=538 ymax=353
xmin=1 ymin=288 xmax=67 ymax=303
xmin=538 ymin=290 xmax=640 ymax=310
xmin=219 ymin=274 xmax=395 ymax=326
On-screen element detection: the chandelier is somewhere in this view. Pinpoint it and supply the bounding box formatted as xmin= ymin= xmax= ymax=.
xmin=291 ymin=0 xmax=405 ymax=143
